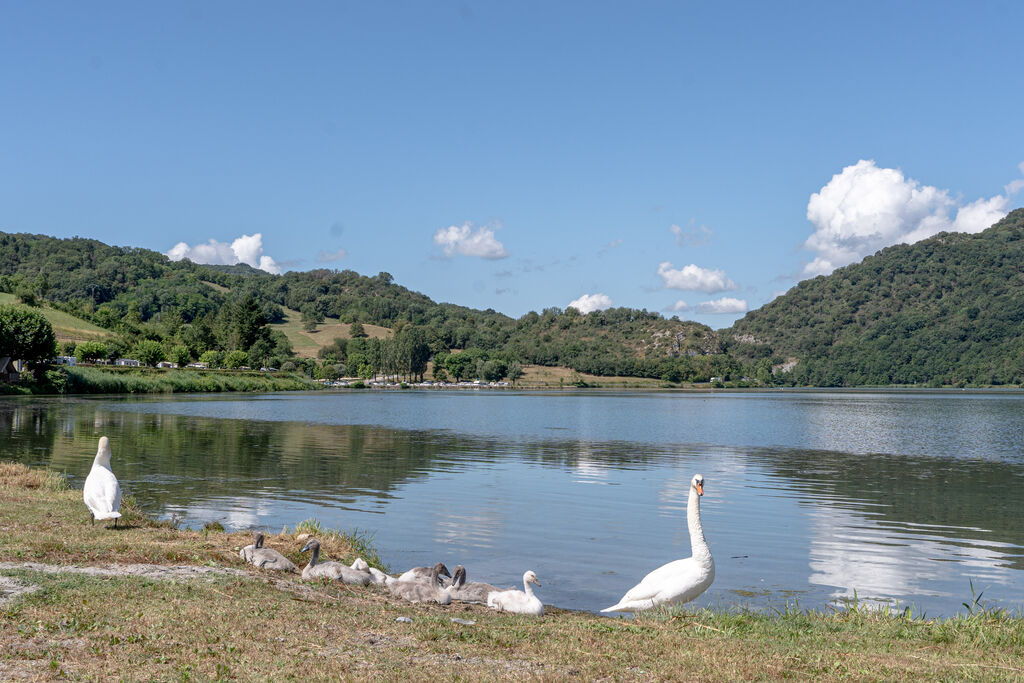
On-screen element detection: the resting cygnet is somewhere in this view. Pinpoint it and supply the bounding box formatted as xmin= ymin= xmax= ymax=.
xmin=445 ymin=565 xmax=504 ymax=604
xmin=300 ymin=539 xmax=371 ymax=585
xmin=388 ymin=563 xmax=452 ymax=604
xmin=396 ymin=562 xmax=451 ymax=585
xmin=487 ymin=570 xmax=544 ymax=616
xmin=239 ymin=532 xmax=298 ymax=572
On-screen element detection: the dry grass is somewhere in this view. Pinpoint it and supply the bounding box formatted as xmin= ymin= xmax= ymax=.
xmin=2 ymin=461 xmax=1023 ymax=681
xmin=519 ymin=364 xmax=665 ymax=389
xmin=270 ymin=307 xmax=392 ymax=358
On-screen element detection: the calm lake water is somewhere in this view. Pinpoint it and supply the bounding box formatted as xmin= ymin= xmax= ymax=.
xmin=2 ymin=389 xmax=1023 ymax=617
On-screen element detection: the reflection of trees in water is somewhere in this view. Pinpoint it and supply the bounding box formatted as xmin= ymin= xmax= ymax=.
xmin=4 ymin=400 xmax=677 ymax=520
xmin=0 ymin=401 xmax=59 ymax=465
xmin=748 ymin=447 xmax=1024 ymax=570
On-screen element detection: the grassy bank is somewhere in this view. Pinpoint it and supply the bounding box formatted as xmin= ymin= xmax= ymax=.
xmin=2 ymin=462 xmax=1022 ymax=681
xmin=1 ymin=366 xmax=320 ymax=396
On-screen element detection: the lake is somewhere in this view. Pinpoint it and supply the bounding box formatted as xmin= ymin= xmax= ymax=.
xmin=2 ymin=389 xmax=1023 ymax=617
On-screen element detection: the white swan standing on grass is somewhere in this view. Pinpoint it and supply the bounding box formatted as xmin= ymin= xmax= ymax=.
xmin=487 ymin=570 xmax=544 ymax=616
xmin=602 ymin=473 xmax=714 ymax=613
xmin=83 ymin=436 xmax=121 ymax=528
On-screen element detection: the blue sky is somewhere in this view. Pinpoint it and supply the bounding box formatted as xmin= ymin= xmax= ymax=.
xmin=2 ymin=2 xmax=1022 ymax=328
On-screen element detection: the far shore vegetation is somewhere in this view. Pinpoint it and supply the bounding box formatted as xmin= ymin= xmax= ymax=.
xmin=2 ymin=461 xmax=1022 ymax=680
xmin=5 ymin=211 xmax=1024 ymax=393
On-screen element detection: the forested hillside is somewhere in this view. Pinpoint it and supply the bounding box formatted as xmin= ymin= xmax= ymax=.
xmin=726 ymin=208 xmax=1024 ymax=386
xmin=0 ymin=232 xmax=731 ymax=383
xmin=7 ymin=209 xmax=1023 ymax=388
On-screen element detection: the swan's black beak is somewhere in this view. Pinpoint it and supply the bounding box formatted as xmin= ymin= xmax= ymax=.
xmin=301 ymin=541 xmax=312 ymax=553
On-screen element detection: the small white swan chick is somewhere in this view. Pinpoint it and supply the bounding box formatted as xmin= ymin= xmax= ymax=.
xmin=446 ymin=565 xmax=504 ymax=604
xmin=388 ymin=563 xmax=452 ymax=604
xmin=240 ymin=532 xmax=298 ymax=572
xmin=83 ymin=436 xmax=122 ymax=528
xmin=487 ymin=570 xmax=544 ymax=616
xmin=301 ymin=539 xmax=371 ymax=585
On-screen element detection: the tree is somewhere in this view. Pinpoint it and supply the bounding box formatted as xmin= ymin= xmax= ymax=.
xmin=0 ymin=304 xmax=57 ymax=370
xmin=349 ymin=321 xmax=367 ymax=338
xmin=74 ymin=340 xmax=108 ymax=364
xmin=233 ymin=295 xmax=266 ymax=350
xmin=133 ymin=340 xmax=165 ymax=366
xmin=224 ymin=350 xmax=249 ymax=369
xmin=199 ymin=350 xmax=223 ymax=368
xmin=507 ymin=360 xmax=523 ymax=386
xmin=300 ymin=304 xmax=324 ymax=332
xmin=169 ymin=345 xmax=191 ymax=367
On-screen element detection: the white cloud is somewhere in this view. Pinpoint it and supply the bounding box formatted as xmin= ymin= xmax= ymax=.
xmin=696 ymin=297 xmax=748 ymax=314
xmin=433 ymin=221 xmax=508 ymax=259
xmin=568 ymin=293 xmax=613 ymax=313
xmin=667 ymin=300 xmax=691 ymax=313
xmin=657 ymin=262 xmax=737 ymax=293
xmin=316 ymin=248 xmax=348 ymax=263
xmin=671 ymin=220 xmax=712 ymax=247
xmin=803 ymin=160 xmax=1016 ymax=277
xmin=1006 ymin=162 xmax=1024 ymax=195
xmin=166 ymin=233 xmax=281 ymax=274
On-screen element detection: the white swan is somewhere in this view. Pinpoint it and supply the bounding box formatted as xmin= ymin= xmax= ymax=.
xmin=240 ymin=532 xmax=298 ymax=572
xmin=487 ymin=570 xmax=544 ymax=616
xmin=83 ymin=436 xmax=121 ymax=527
xmin=301 ymin=539 xmax=371 ymax=585
xmin=602 ymin=473 xmax=714 ymax=613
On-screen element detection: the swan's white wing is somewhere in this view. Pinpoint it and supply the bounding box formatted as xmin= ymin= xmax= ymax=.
xmin=84 ymin=466 xmax=121 ymax=519
xmin=602 ymin=558 xmax=707 ymax=612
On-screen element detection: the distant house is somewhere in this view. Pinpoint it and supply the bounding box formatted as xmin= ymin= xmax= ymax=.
xmin=156 ymin=361 xmax=178 ymax=369
xmin=114 ymin=358 xmax=142 ymax=367
xmin=186 ymin=362 xmax=209 ymax=369
xmin=54 ymin=356 xmax=77 ymax=366
xmin=0 ymin=357 xmax=20 ymax=383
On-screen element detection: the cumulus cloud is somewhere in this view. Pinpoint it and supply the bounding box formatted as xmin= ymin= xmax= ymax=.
xmin=316 ymin=248 xmax=348 ymax=263
xmin=433 ymin=222 xmax=508 ymax=259
xmin=667 ymin=300 xmax=691 ymax=313
xmin=166 ymin=233 xmax=281 ymax=274
xmin=657 ymin=262 xmax=737 ymax=293
xmin=671 ymin=220 xmax=712 ymax=247
xmin=803 ymin=160 xmax=1019 ymax=277
xmin=696 ymin=297 xmax=748 ymax=314
xmin=568 ymin=293 xmax=613 ymax=313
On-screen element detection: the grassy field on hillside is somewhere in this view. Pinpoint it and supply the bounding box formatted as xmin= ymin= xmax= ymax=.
xmin=2 ymin=462 xmax=1022 ymax=681
xmin=0 ymin=293 xmax=111 ymax=343
xmin=271 ymin=307 xmax=392 ymax=358
xmin=520 ymin=364 xmax=666 ymax=388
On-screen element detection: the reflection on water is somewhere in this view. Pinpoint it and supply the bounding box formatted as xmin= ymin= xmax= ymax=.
xmin=1 ymin=391 xmax=1023 ymax=616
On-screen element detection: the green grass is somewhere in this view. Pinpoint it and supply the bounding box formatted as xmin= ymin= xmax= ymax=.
xmin=0 ymin=292 xmax=111 ymax=341
xmin=59 ymin=366 xmax=320 ymax=394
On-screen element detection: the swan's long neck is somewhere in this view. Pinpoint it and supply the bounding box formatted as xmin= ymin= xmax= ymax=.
xmin=522 ymin=575 xmax=535 ymax=598
xmin=309 ymin=545 xmax=320 ymax=567
xmin=687 ymin=487 xmax=712 ymax=565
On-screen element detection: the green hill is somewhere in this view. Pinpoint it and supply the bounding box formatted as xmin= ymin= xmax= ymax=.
xmin=725 ymin=208 xmax=1024 ymax=386
xmin=0 ymin=232 xmax=726 ymax=382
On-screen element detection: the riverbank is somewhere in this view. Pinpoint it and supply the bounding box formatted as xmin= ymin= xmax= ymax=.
xmin=0 ymin=365 xmax=320 ymax=395
xmin=2 ymin=462 xmax=1022 ymax=681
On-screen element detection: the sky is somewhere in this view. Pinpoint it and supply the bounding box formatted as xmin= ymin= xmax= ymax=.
xmin=2 ymin=2 xmax=1023 ymax=328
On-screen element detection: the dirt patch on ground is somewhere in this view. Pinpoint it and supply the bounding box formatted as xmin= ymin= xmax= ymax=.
xmin=0 ymin=575 xmax=39 ymax=608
